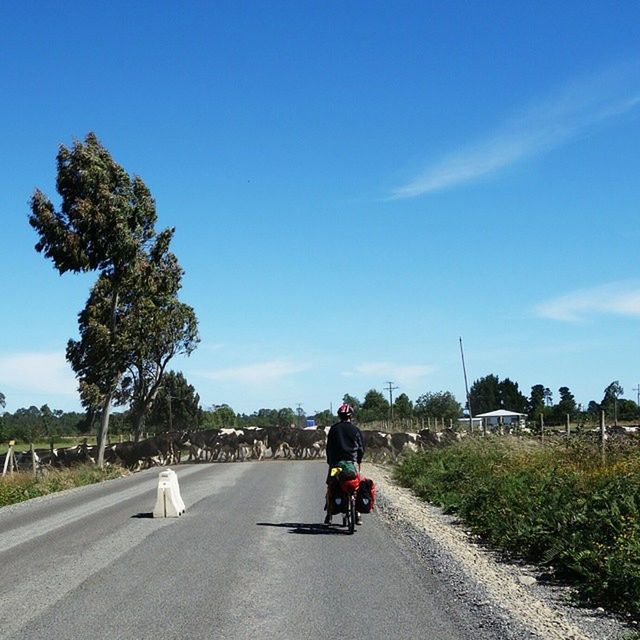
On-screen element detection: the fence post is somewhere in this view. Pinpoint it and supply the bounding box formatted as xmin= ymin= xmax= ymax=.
xmin=31 ymin=443 xmax=37 ymax=479
xmin=2 ymin=442 xmax=14 ymax=476
xmin=566 ymin=413 xmax=570 ymax=438
xmin=540 ymin=414 xmax=544 ymax=443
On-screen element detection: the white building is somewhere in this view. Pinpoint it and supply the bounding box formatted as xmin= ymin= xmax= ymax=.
xmin=475 ymin=409 xmax=526 ymax=433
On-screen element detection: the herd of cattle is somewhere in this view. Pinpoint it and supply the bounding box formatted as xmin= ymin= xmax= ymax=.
xmin=2 ymin=425 xmax=463 ymax=472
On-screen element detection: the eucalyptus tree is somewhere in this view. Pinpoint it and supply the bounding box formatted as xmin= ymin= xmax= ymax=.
xmin=66 ymin=249 xmax=199 ymax=441
xmin=64 ymin=269 xmax=135 ymax=457
xmin=29 ymin=133 xmax=185 ymax=464
xmin=118 ymin=231 xmax=199 ymax=440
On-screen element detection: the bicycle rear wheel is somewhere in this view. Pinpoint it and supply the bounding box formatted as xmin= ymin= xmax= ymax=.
xmin=347 ymin=495 xmax=356 ymax=535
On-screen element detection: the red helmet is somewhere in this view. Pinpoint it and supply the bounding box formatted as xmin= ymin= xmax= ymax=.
xmin=337 ymin=402 xmax=354 ymax=418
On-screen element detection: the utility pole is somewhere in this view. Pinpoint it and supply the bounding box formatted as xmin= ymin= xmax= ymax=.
xmin=167 ymin=393 xmax=174 ymax=431
xmin=296 ymin=403 xmax=304 ymax=428
xmin=385 ymin=381 xmax=398 ymax=426
xmin=634 ymin=385 xmax=640 ymax=415
xmin=157 ymin=384 xmax=176 ymax=433
xmin=460 ymin=337 xmax=473 ymax=434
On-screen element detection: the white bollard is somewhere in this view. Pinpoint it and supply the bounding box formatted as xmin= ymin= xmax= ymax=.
xmin=153 ymin=468 xmax=186 ymax=518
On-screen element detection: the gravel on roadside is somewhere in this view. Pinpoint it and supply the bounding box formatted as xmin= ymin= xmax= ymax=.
xmin=365 ymin=463 xmax=631 ymax=640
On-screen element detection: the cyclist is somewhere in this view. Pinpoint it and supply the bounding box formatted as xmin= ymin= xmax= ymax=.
xmin=324 ymin=402 xmax=365 ymax=525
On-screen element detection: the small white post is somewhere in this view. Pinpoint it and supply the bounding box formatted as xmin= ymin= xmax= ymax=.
xmin=153 ymin=468 xmax=186 ymax=518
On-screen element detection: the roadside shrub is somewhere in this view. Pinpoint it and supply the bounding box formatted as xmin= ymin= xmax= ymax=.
xmin=0 ymin=465 xmax=126 ymax=508
xmin=395 ymin=436 xmax=640 ymax=616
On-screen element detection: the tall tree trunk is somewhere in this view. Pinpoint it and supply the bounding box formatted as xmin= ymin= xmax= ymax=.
xmin=133 ymin=375 xmax=163 ymax=442
xmin=97 ymin=391 xmax=114 ymax=467
xmin=133 ymin=409 xmax=145 ymax=443
xmin=96 ymin=286 xmax=120 ymax=467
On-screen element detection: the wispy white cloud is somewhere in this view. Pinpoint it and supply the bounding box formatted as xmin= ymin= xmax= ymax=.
xmin=0 ymin=352 xmax=77 ymax=396
xmin=534 ymin=282 xmax=640 ymax=322
xmin=342 ymin=361 xmax=435 ymax=384
xmin=195 ymin=359 xmax=310 ymax=385
xmin=391 ymin=62 xmax=640 ymax=198
xmin=200 ymin=342 xmax=225 ymax=353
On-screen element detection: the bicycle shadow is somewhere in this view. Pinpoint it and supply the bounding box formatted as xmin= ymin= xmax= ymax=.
xmin=256 ymin=521 xmax=347 ymax=535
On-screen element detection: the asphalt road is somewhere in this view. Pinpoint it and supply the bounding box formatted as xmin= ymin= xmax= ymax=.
xmin=0 ymin=461 xmax=490 ymax=640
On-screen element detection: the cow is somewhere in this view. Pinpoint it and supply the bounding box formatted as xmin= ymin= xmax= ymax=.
xmin=111 ymin=436 xmax=170 ymax=470
xmin=295 ymin=428 xmax=326 ymax=459
xmin=54 ymin=443 xmax=96 ymax=467
xmin=238 ymin=427 xmax=268 ymax=460
xmin=14 ymin=448 xmax=41 ymax=470
xmin=211 ymin=430 xmax=245 ymax=462
xmin=361 ymin=430 xmax=393 ymax=462
xmin=184 ymin=429 xmax=221 ymax=462
xmin=267 ymin=426 xmax=297 ymax=459
xmin=390 ymin=432 xmax=421 ymax=458
xmin=417 ymin=429 xmax=442 ymax=449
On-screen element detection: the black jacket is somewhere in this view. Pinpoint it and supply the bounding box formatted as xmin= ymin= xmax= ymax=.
xmin=326 ymin=420 xmax=365 ymax=467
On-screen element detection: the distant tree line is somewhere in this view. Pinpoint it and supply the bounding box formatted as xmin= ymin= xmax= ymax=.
xmin=2 ymin=373 xmax=638 ymax=446
xmin=0 ymin=404 xmax=128 ymax=445
xmin=468 ymin=375 xmax=638 ymax=426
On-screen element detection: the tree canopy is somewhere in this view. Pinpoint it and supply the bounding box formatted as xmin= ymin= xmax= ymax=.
xmin=414 ymin=391 xmax=462 ymax=421
xmin=469 ymin=374 xmax=527 ymax=415
xmin=29 ymin=132 xmax=157 ymax=277
xmin=393 ymin=393 xmax=413 ymax=419
xmin=146 ymin=371 xmax=202 ymax=431
xmin=602 ymin=381 xmax=624 ymax=424
xmin=30 ymin=133 xmax=198 ymax=463
xmin=360 ymin=389 xmax=390 ymax=422
xmin=201 ymin=405 xmax=237 ymax=428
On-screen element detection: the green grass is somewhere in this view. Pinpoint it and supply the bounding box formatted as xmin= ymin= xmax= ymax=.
xmin=0 ymin=437 xmax=98 ymax=455
xmin=0 ymin=465 xmax=128 ymax=507
xmin=395 ymin=435 xmax=640 ymax=617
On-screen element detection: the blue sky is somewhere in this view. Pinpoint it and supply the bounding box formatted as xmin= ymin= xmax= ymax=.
xmin=1 ymin=1 xmax=639 ymax=416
